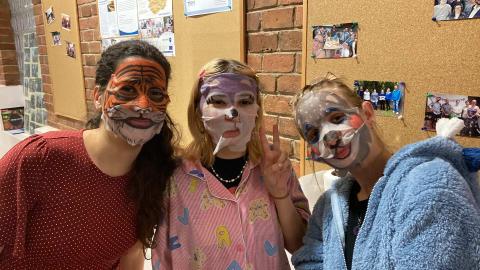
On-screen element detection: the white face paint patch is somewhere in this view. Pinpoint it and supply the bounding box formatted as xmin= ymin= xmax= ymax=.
xmin=295 ymin=91 xmax=372 ymax=170
xmin=199 ymin=73 xmax=259 ymax=155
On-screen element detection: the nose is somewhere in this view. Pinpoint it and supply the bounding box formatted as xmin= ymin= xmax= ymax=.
xmin=323 ymin=130 xmax=341 ymax=148
xmin=225 ymin=108 xmax=239 ymax=119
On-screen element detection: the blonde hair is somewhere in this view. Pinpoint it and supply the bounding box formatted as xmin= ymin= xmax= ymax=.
xmin=184 ymin=58 xmax=263 ymax=167
xmin=293 ymin=75 xmax=386 ymax=146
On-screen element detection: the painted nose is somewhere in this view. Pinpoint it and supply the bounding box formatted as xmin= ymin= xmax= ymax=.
xmin=226 ymin=108 xmax=239 ymax=119
xmin=323 ymin=130 xmax=341 ymax=148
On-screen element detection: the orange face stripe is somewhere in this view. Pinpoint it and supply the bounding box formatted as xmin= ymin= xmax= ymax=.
xmin=103 ymin=57 xmax=169 ymax=112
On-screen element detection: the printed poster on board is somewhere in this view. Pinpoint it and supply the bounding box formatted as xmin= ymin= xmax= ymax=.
xmin=184 ymin=0 xmax=232 ymax=16
xmin=98 ymin=0 xmax=119 ymax=38
xmin=137 ymin=0 xmax=172 ymax=19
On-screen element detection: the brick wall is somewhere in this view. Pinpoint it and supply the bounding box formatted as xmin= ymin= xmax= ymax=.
xmin=246 ymin=0 xmax=303 ymax=175
xmin=0 ymin=0 xmax=20 ymax=86
xmin=32 ymin=0 xmax=99 ymax=130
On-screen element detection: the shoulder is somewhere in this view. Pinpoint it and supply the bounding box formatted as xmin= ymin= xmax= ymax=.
xmin=173 ymin=158 xmax=205 ymax=179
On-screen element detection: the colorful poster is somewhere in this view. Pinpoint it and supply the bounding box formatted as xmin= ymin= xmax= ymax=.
xmin=137 ymin=0 xmax=172 ymax=19
xmin=117 ymin=0 xmax=140 ymax=36
xmin=184 ymin=0 xmax=232 ymax=16
xmin=98 ymin=0 xmax=119 ymax=38
xmin=1 ymin=107 xmax=25 ymax=134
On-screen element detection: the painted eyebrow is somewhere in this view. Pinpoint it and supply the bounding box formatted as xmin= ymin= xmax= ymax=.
xmin=237 ymin=93 xmax=255 ymax=98
xmin=115 ymin=65 xmax=165 ymax=80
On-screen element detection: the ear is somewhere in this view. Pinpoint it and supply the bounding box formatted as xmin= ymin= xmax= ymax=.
xmin=93 ymin=86 xmax=102 ymax=110
xmin=361 ymin=101 xmax=375 ymax=124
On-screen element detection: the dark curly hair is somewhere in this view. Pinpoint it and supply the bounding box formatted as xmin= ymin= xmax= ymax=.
xmin=86 ymin=40 xmax=179 ymax=251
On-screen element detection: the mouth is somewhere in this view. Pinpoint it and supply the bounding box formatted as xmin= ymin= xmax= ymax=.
xmin=223 ymin=128 xmax=240 ymax=138
xmin=124 ymin=117 xmax=154 ymax=129
xmin=334 ymin=143 xmax=351 ymax=159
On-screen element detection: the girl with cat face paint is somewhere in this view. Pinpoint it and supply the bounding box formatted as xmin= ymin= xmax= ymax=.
xmin=0 ymin=40 xmax=177 ymax=269
xmin=291 ymin=77 xmax=480 ymax=270
xmin=151 ymin=59 xmax=310 ymax=270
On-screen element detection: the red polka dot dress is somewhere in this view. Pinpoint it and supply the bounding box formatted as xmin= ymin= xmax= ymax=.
xmin=0 ymin=130 xmax=137 ymax=269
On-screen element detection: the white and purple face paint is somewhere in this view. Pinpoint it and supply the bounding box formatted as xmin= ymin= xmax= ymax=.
xmin=199 ymin=73 xmax=259 ymax=155
xmin=294 ymin=91 xmax=372 ymax=170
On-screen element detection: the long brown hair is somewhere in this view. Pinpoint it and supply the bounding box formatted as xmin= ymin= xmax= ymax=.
xmin=184 ymin=58 xmax=263 ymax=166
xmin=86 ymin=40 xmax=179 ymax=250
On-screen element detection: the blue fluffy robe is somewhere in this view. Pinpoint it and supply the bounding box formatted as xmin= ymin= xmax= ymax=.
xmin=292 ymin=137 xmax=480 ymax=269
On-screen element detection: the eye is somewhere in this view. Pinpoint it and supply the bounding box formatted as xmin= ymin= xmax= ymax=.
xmin=305 ymin=128 xmax=320 ymax=144
xmin=238 ymin=96 xmax=255 ymax=106
xmin=330 ymin=113 xmax=346 ymax=124
xmin=115 ymin=86 xmax=137 ymax=101
xmin=206 ymin=96 xmax=227 ymax=106
xmin=149 ymin=88 xmax=168 ymax=102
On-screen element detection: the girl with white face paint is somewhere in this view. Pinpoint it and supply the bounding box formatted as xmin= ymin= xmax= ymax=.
xmin=151 ymin=59 xmax=310 ymax=270
xmin=291 ymin=77 xmax=480 ymax=270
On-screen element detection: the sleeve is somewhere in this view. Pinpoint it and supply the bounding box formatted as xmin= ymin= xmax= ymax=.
xmin=391 ymin=159 xmax=480 ymax=270
xmin=288 ymin=170 xmax=311 ymax=222
xmin=0 ymin=135 xmax=48 ymax=258
xmin=291 ymin=194 xmax=327 ymax=270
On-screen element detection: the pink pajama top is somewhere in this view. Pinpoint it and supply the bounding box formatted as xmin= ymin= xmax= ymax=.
xmin=152 ymin=159 xmax=310 ymax=270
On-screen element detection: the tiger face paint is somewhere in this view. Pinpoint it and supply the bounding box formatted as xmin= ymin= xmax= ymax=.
xmin=294 ymin=91 xmax=372 ymax=170
xmin=99 ymin=57 xmax=169 ymax=146
xmin=199 ymin=73 xmax=259 ymax=155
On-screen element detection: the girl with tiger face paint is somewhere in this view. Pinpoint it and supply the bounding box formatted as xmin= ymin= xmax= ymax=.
xmin=96 ymin=57 xmax=170 ymax=146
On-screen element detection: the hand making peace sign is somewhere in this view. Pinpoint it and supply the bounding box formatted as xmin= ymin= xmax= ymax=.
xmin=259 ymin=124 xmax=292 ymax=200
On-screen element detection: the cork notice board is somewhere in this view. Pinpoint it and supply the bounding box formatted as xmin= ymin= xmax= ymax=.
xmin=167 ymin=0 xmax=245 ymax=145
xmin=301 ymin=0 xmax=480 ymax=175
xmin=42 ymin=0 xmax=87 ymax=121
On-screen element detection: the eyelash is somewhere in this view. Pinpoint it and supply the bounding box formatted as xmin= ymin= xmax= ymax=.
xmin=206 ymin=97 xmax=226 ymax=105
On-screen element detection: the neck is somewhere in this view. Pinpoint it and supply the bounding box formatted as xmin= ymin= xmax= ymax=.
xmin=83 ymin=126 xmax=142 ymax=177
xmin=349 ymin=146 xmax=391 ymax=201
xmin=215 ymin=147 xmax=246 ymax=160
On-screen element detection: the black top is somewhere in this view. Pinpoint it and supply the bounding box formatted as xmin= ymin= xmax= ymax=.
xmin=206 ymin=155 xmax=247 ymax=189
xmin=344 ymin=181 xmax=369 ymax=270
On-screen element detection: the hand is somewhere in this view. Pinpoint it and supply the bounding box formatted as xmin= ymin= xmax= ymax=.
xmin=259 ymin=124 xmax=292 ymax=199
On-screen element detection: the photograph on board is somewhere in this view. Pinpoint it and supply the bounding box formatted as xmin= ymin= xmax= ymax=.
xmin=51 ymin=31 xmax=61 ymax=46
xmin=354 ymin=80 xmax=405 ymax=117
xmin=312 ymin=23 xmax=358 ymax=59
xmin=433 ymin=0 xmax=480 ymax=21
xmin=66 ymin=41 xmax=76 ymax=58
xmin=61 ymin=13 xmax=71 ymax=31
xmin=423 ymin=92 xmax=480 ymax=137
xmin=45 ymin=6 xmax=55 ymax=25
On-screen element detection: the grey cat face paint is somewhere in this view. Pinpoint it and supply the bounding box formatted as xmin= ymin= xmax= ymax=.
xmin=295 ymin=90 xmax=372 ymax=170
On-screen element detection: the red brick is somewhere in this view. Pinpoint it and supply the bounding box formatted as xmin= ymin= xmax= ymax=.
xmin=34 ymin=14 xmax=43 ymax=26
xmin=279 ymin=137 xmax=293 ymax=156
xmin=262 ymin=8 xmax=294 ymax=30
xmin=279 ymin=30 xmax=302 ymax=51
xmin=0 ymin=65 xmax=18 ymax=74
xmin=247 ymin=0 xmax=255 ymax=11
xmin=0 ymin=50 xmax=16 ymax=59
xmin=295 ymin=53 xmax=302 ymax=73
xmin=262 ymin=53 xmax=295 ymax=73
xmin=263 ymin=94 xmax=292 ymax=115
xmin=247 ymin=12 xmax=261 ymax=32
xmin=81 ymin=42 xmax=89 ymax=53
xmin=247 ymin=54 xmax=262 ymax=71
xmin=38 ymin=45 xmax=47 ymax=55
xmin=277 ymin=74 xmax=300 ymax=94
xmin=77 ymin=0 xmax=96 ymax=5
xmin=258 ymin=74 xmax=276 ymax=93
xmin=32 ymin=0 xmax=41 ymax=5
xmin=43 ymin=84 xmax=52 ymax=94
xmin=83 ymin=66 xmax=96 ymax=77
xmin=37 ymin=35 xmax=46 ymax=46
xmin=88 ymin=41 xmax=102 ymax=54
xmin=248 ymin=33 xmax=277 ymax=53
xmin=279 ymin=0 xmax=303 ymax=5
xmin=253 ymin=0 xmax=277 ymax=9
xmin=294 ymin=6 xmax=303 ymax=28
xmin=79 ymin=16 xmax=98 ymax=30
xmin=83 ymin=54 xmax=96 ymax=66
xmin=278 ymin=117 xmax=299 ymax=138
xmin=91 ymin=4 xmax=98 ymax=16
xmin=36 ymin=25 xmax=45 ymax=37
xmin=42 ymin=74 xmax=51 ymax=84
xmin=40 ymin=64 xmax=49 ymax=74
xmin=81 ymin=5 xmax=92 ymax=17
xmin=262 ymin=113 xmax=278 ymax=133
xmin=292 ymin=140 xmax=301 ymax=159
xmin=0 ymin=43 xmax=15 ymax=50
xmin=84 ymin=78 xmax=96 ymax=89
xmin=33 ymin=4 xmax=42 ymax=16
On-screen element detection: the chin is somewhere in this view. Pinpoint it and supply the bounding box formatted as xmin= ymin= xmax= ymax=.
xmin=326 ymin=135 xmax=360 ymax=169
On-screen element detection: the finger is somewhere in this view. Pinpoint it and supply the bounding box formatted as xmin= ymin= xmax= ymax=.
xmin=259 ymin=126 xmax=271 ymax=154
xmin=272 ymin=124 xmax=280 ymax=151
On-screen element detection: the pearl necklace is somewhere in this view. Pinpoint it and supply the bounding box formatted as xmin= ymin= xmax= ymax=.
xmin=210 ymin=160 xmax=248 ymax=183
